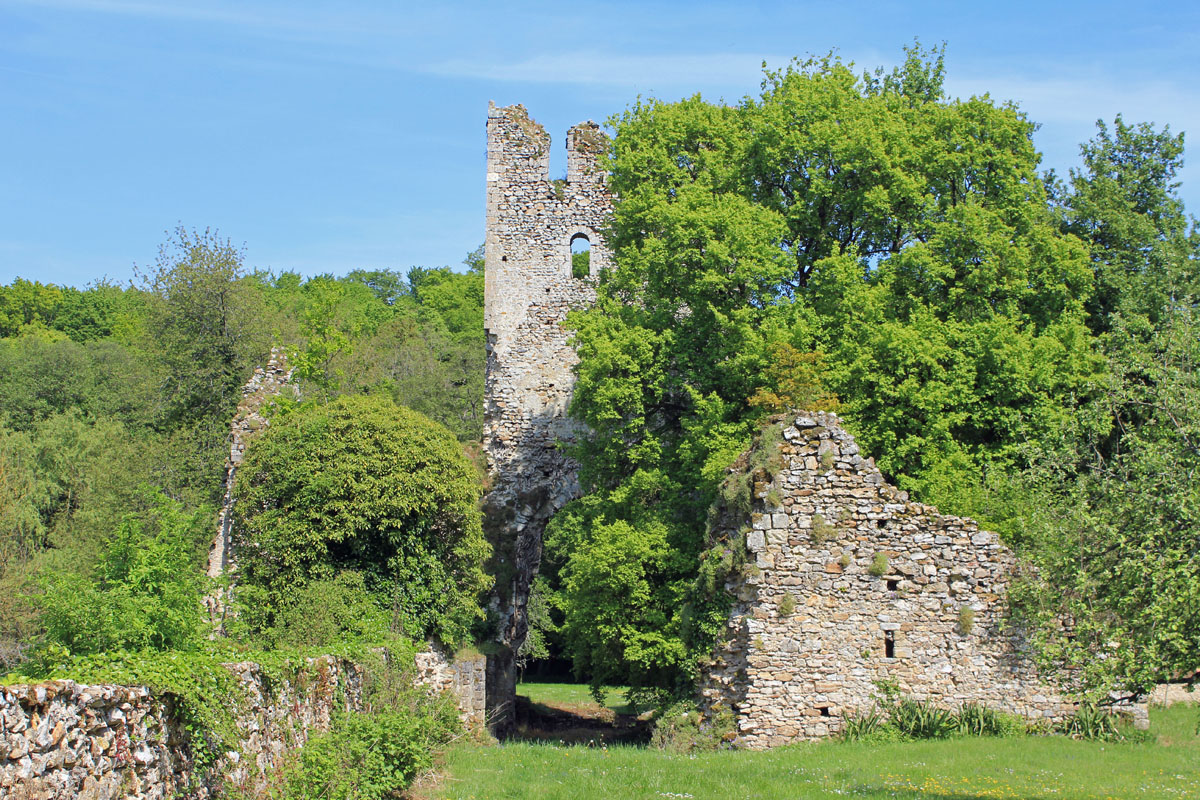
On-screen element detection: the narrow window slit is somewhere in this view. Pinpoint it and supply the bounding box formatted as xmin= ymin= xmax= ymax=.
xmin=571 ymin=233 xmax=591 ymax=278
xmin=884 ymin=629 xmax=895 ymax=658
xmin=886 ymin=579 xmax=899 ymax=591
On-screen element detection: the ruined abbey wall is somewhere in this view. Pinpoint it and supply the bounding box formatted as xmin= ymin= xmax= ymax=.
xmin=482 ymin=103 xmax=613 ymax=725
xmin=0 ymin=655 xmax=363 ymax=799
xmin=700 ymin=412 xmax=1084 ymax=748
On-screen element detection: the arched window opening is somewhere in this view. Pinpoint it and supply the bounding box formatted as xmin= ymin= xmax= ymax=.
xmin=571 ymin=234 xmax=591 ymax=279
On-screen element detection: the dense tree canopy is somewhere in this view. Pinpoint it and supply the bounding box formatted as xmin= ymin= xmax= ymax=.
xmin=0 ymin=234 xmax=488 ymax=667
xmin=547 ymin=44 xmax=1200 ymax=701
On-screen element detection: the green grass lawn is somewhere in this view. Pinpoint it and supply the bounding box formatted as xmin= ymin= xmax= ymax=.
xmin=517 ymin=681 xmax=635 ymax=715
xmin=430 ymin=703 xmax=1199 ymax=800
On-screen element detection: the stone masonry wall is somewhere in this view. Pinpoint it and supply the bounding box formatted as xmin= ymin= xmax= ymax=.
xmin=700 ymin=411 xmax=1080 ymax=748
xmin=0 ymin=655 xmax=363 ymax=800
xmin=0 ymin=650 xmax=487 ymax=799
xmin=207 ymin=348 xmax=296 ymax=585
xmin=414 ymin=645 xmax=487 ymax=728
xmin=482 ymin=102 xmax=613 ymax=726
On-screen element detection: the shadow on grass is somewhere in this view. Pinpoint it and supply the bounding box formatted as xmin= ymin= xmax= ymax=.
xmin=509 ymin=694 xmax=651 ymax=746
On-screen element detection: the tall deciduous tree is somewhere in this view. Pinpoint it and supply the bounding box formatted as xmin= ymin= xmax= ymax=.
xmin=137 ymin=226 xmax=270 ymax=428
xmin=549 ymin=45 xmax=1107 ymax=699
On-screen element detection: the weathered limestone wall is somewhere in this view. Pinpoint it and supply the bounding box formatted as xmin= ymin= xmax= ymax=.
xmin=207 ymin=348 xmax=296 ymax=585
xmin=482 ymin=102 xmax=613 ymax=726
xmin=701 ymin=411 xmax=1079 ymax=748
xmin=1149 ymin=682 xmax=1199 ymax=706
xmin=0 ymin=655 xmax=363 ymax=800
xmin=414 ymin=645 xmax=487 ymax=728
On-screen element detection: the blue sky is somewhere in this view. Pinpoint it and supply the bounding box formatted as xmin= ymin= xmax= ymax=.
xmin=3 ymin=0 xmax=1199 ymax=287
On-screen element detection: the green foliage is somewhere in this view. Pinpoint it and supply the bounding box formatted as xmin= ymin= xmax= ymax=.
xmin=956 ymin=702 xmax=1023 ymax=737
xmin=840 ymin=708 xmax=896 ymax=743
xmin=842 ymin=700 xmax=1022 ymax=742
xmin=232 ymin=395 xmax=490 ymax=647
xmin=32 ymin=489 xmax=210 ymax=656
xmin=279 ymin=705 xmax=457 ymax=799
xmin=777 ymin=593 xmax=795 ymax=617
xmin=229 ymin=572 xmax=395 ymax=652
xmin=136 ymin=226 xmax=271 ymax=429
xmin=572 ymin=248 xmax=591 ymax=279
xmin=888 ymin=698 xmax=958 ymax=740
xmin=810 ymin=514 xmax=836 ymax=544
xmin=868 ymin=552 xmax=889 ymax=577
xmin=1056 ymin=702 xmax=1123 ymax=741
xmin=553 ymin=43 xmax=1106 ymax=699
xmin=1058 ymin=115 xmax=1200 ymax=331
xmin=649 ymin=700 xmax=734 ymax=752
xmin=0 ymin=335 xmax=161 ymax=433
xmin=998 ymin=305 xmax=1200 ymax=696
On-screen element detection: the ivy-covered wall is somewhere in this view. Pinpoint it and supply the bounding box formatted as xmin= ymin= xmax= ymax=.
xmin=0 ymin=655 xmax=361 ymax=799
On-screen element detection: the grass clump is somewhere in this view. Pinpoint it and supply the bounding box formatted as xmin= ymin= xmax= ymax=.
xmin=868 ymin=552 xmax=888 ymax=577
xmin=958 ymin=605 xmax=976 ymax=635
xmin=1056 ymin=701 xmax=1131 ymax=741
xmin=777 ymin=593 xmax=796 ymax=617
xmin=810 ymin=514 xmax=836 ymax=544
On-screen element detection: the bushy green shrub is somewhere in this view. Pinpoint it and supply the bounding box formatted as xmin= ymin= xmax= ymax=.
xmin=229 ymin=571 xmax=394 ymax=651
xmin=232 ymin=395 xmax=490 ymax=647
xmin=281 ymin=705 xmax=457 ymax=800
xmin=868 ymin=552 xmax=889 ymax=577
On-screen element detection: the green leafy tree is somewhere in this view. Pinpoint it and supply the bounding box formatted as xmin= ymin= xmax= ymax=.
xmin=550 ymin=44 xmax=1106 ymax=698
xmin=0 ymin=279 xmax=64 ymax=337
xmin=232 ymin=395 xmax=490 ymax=646
xmin=136 ymin=226 xmax=271 ymax=427
xmin=1059 ymin=116 xmax=1200 ymax=331
xmin=1002 ymin=306 xmax=1200 ymax=697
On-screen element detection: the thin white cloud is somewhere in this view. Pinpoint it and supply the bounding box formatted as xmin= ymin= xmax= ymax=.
xmin=426 ymin=51 xmax=788 ymax=92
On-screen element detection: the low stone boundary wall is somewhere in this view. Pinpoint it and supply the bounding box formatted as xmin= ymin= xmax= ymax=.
xmin=1149 ymin=683 xmax=1198 ymax=706
xmin=0 ymin=645 xmax=487 ymax=799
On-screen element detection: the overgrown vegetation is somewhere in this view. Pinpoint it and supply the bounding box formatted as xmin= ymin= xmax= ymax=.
xmin=0 ymin=230 xmax=489 ymax=793
xmin=541 ymin=42 xmax=1200 ymax=704
xmin=232 ymin=394 xmax=490 ymax=647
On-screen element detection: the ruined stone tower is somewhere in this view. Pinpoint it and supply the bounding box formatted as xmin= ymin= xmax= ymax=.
xmin=482 ymin=103 xmax=612 ymax=727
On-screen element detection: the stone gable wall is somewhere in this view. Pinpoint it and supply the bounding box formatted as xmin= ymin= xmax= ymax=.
xmin=481 ymin=102 xmax=613 ymax=725
xmin=701 ymin=411 xmax=1079 ymax=748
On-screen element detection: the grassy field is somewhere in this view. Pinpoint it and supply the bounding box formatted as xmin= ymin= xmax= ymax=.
xmin=427 ymin=701 xmax=1199 ymax=800
xmin=516 ymin=681 xmax=635 ymax=715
